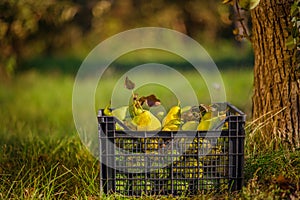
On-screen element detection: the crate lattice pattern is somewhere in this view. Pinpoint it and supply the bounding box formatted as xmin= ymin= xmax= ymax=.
xmin=98 ymin=103 xmax=245 ymax=196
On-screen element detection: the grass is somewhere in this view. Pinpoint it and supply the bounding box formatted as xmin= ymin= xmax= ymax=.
xmin=0 ymin=70 xmax=299 ymax=199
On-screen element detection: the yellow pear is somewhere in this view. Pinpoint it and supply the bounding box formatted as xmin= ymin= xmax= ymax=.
xmin=133 ymin=110 xmax=151 ymax=128
xmin=201 ymin=111 xmax=212 ymax=120
xmin=163 ymin=105 xmax=181 ymax=126
xmin=197 ymin=119 xmax=212 ymax=131
xmin=103 ymin=102 xmax=113 ymax=116
xmin=198 ymin=115 xmax=223 ymax=131
xmin=162 ymin=119 xmax=181 ymax=131
xmin=162 ymin=104 xmax=181 ymax=131
xmin=132 ymin=110 xmax=161 ymax=131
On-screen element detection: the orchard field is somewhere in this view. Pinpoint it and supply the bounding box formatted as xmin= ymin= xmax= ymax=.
xmin=0 ymin=69 xmax=299 ymax=199
xmin=1 ymin=0 xmax=299 ymax=199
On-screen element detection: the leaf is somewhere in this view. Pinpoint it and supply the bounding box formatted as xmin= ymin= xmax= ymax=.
xmin=181 ymin=106 xmax=201 ymax=122
xmin=249 ymin=0 xmax=260 ymax=9
xmin=238 ymin=0 xmax=260 ymax=10
xmin=275 ymin=175 xmax=288 ymax=184
xmin=124 ymin=76 xmax=135 ymax=90
xmin=290 ymin=1 xmax=300 ymax=17
xmin=139 ymin=94 xmax=161 ymax=107
xmin=233 ymin=28 xmax=240 ymax=35
xmin=274 ymin=174 xmax=294 ymax=190
xmin=222 ymin=0 xmax=234 ymax=5
xmin=199 ymin=104 xmax=210 ymax=116
xmin=235 ymin=35 xmax=244 ymax=42
xmin=286 ymin=35 xmax=296 ymax=50
xmin=238 ymin=0 xmax=251 ymax=10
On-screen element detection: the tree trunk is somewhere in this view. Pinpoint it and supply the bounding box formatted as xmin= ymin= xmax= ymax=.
xmin=251 ymin=0 xmax=300 ymax=149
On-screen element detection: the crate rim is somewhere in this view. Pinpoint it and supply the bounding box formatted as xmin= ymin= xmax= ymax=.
xmin=98 ymin=102 xmax=246 ymax=121
xmin=97 ymin=102 xmax=246 ymax=134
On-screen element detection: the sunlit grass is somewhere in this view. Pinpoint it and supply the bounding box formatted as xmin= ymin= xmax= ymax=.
xmin=0 ymin=70 xmax=298 ymax=199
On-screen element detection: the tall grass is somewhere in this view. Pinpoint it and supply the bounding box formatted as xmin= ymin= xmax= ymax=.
xmin=0 ymin=71 xmax=99 ymax=199
xmin=0 ymin=70 xmax=299 ymax=199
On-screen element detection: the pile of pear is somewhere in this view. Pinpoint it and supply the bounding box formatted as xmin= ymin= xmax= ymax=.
xmin=104 ymin=102 xmax=228 ymax=132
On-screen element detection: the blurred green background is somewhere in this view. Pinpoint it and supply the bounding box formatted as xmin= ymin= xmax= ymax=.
xmin=0 ymin=0 xmax=254 ymax=113
xmin=0 ymin=0 xmax=253 ymax=73
xmin=0 ymin=0 xmax=256 ymax=125
xmin=1 ymin=1 xmax=288 ymax=199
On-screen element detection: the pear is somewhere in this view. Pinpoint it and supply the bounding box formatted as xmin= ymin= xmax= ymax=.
xmin=115 ymin=173 xmax=128 ymax=193
xmin=151 ymin=162 xmax=169 ymax=179
xmin=197 ymin=119 xmax=212 ymax=131
xmin=184 ymin=157 xmax=203 ymax=179
xmin=166 ymin=180 xmax=189 ymax=193
xmin=162 ymin=119 xmax=181 ymax=131
xmin=131 ymin=179 xmax=154 ymax=195
xmin=197 ymin=116 xmax=223 ymax=131
xmin=132 ymin=110 xmax=161 ymax=131
xmin=216 ymin=156 xmax=229 ymax=177
xmin=103 ymin=102 xmax=113 ymax=116
xmin=181 ymin=121 xmax=199 ymax=130
xmin=112 ymin=106 xmax=128 ymax=121
xmin=163 ymin=105 xmax=181 ymax=126
xmin=174 ymin=157 xmax=203 ymax=179
xmin=198 ymin=176 xmax=215 ymax=190
xmin=132 ymin=110 xmax=151 ymax=128
xmin=162 ymin=104 xmax=181 ymax=131
xmin=141 ymin=137 xmax=162 ymax=151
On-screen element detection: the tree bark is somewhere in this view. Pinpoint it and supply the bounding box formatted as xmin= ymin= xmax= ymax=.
xmin=251 ymin=0 xmax=300 ymax=149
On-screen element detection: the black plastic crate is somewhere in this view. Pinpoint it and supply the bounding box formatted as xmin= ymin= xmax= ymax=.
xmin=97 ymin=102 xmax=245 ymax=196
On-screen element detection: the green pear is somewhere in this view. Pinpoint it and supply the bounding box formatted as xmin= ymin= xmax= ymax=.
xmin=112 ymin=106 xmax=129 ymax=121
xmin=181 ymin=121 xmax=199 ymax=130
